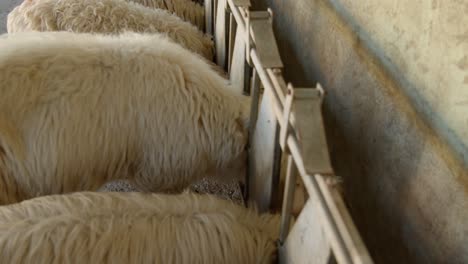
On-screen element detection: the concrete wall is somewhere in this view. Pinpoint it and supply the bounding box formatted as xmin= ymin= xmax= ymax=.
xmin=0 ymin=0 xmax=22 ymax=34
xmin=252 ymin=0 xmax=468 ymax=263
xmin=327 ymin=0 xmax=468 ymax=169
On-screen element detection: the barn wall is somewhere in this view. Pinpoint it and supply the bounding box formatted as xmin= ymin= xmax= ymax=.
xmin=251 ymin=0 xmax=468 ymax=263
xmin=0 ymin=0 xmax=22 ymax=34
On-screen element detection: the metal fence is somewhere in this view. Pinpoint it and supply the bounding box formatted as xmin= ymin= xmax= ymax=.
xmin=205 ymin=0 xmax=373 ymax=263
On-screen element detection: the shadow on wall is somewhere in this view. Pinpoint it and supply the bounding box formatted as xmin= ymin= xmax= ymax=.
xmin=252 ymin=1 xmax=318 ymax=87
xmin=253 ymin=0 xmax=468 ymax=171
xmin=253 ymin=0 xmax=468 ymax=263
xmin=323 ymin=0 xmax=468 ymax=173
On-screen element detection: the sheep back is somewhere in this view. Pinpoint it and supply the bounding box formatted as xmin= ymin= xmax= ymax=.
xmin=0 ymin=31 xmax=249 ymax=204
xmin=0 ymin=191 xmax=279 ymax=264
xmin=7 ymin=0 xmax=214 ymax=60
xmin=128 ymin=0 xmax=205 ymax=30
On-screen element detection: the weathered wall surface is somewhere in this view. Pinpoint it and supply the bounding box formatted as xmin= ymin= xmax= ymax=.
xmin=0 ymin=0 xmax=22 ymax=34
xmin=327 ymin=0 xmax=468 ymax=170
xmin=252 ymin=0 xmax=468 ymax=263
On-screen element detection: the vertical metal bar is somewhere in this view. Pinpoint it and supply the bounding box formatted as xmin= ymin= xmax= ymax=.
xmin=248 ymin=69 xmax=261 ymax=136
xmin=227 ymin=0 xmax=246 ymax=31
xmin=229 ymin=26 xmax=247 ymax=94
xmin=213 ymin=0 xmax=218 ymax=24
xmin=205 ymin=0 xmax=213 ymax=35
xmin=279 ymin=197 xmax=334 ymax=264
xmin=243 ymin=64 xmax=252 ymax=95
xmin=279 ymin=154 xmax=297 ymax=244
xmin=270 ymin=127 xmax=282 ymax=211
xmin=227 ymin=13 xmax=237 ymax=74
xmin=316 ymin=175 xmax=373 ymax=264
xmin=215 ymin=0 xmax=227 ymax=67
xmin=223 ymin=7 xmax=231 ymax=71
xmin=245 ymin=68 xmax=261 ymax=203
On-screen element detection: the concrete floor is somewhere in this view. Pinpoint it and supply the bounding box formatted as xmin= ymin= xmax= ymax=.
xmin=100 ymin=179 xmax=244 ymax=205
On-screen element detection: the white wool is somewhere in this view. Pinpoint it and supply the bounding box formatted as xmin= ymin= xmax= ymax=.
xmin=0 ymin=192 xmax=280 ymax=263
xmin=7 ymin=0 xmax=213 ymax=60
xmin=0 ymin=31 xmax=250 ymax=204
xmin=127 ymin=0 xmax=205 ymax=30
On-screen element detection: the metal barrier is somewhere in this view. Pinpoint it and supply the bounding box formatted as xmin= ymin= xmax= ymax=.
xmin=205 ymin=0 xmax=374 ymax=263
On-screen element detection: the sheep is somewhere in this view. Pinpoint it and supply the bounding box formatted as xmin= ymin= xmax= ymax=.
xmin=0 ymin=191 xmax=280 ymax=263
xmin=7 ymin=0 xmax=214 ymax=60
xmin=127 ymin=0 xmax=205 ymax=30
xmin=0 ymin=31 xmax=250 ymax=204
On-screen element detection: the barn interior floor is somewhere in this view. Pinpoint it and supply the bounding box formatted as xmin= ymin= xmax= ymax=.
xmin=100 ymin=179 xmax=245 ymax=205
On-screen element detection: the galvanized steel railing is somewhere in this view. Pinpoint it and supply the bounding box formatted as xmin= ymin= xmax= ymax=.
xmin=205 ymin=1 xmax=374 ymax=263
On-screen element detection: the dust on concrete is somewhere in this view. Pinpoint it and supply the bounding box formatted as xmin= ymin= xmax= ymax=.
xmin=100 ymin=178 xmax=244 ymax=205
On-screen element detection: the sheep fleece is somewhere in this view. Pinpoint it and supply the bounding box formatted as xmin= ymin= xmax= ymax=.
xmin=0 ymin=31 xmax=249 ymax=204
xmin=0 ymin=192 xmax=279 ymax=263
xmin=127 ymin=0 xmax=205 ymax=30
xmin=7 ymin=0 xmax=214 ymax=60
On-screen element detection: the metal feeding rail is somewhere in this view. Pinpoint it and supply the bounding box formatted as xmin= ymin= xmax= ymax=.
xmin=205 ymin=0 xmax=373 ymax=263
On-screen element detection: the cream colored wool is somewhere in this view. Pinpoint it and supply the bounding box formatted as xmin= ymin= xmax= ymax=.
xmin=127 ymin=0 xmax=205 ymax=30
xmin=7 ymin=0 xmax=213 ymax=60
xmin=0 ymin=192 xmax=279 ymax=263
xmin=0 ymin=31 xmax=250 ymax=204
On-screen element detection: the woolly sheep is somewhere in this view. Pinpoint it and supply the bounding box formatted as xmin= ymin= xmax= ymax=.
xmin=7 ymin=0 xmax=213 ymax=60
xmin=0 ymin=192 xmax=280 ymax=263
xmin=0 ymin=31 xmax=250 ymax=204
xmin=127 ymin=0 xmax=205 ymax=30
